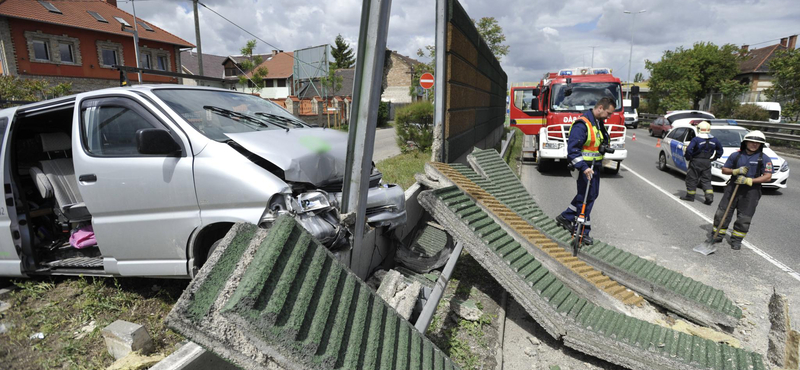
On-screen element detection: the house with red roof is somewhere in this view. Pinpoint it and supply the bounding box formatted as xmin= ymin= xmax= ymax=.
xmin=736 ymin=35 xmax=797 ymax=102
xmin=219 ymin=50 xmax=295 ymax=99
xmin=0 ymin=0 xmax=193 ymax=92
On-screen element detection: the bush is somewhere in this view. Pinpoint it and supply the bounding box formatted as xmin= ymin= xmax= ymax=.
xmin=395 ymin=101 xmax=434 ymax=153
xmin=710 ymin=98 xmax=739 ymax=118
xmin=733 ymin=104 xmax=770 ymax=122
xmin=377 ymin=101 xmax=390 ymax=127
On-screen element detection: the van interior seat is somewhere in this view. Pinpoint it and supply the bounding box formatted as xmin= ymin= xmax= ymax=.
xmin=28 ymin=132 xmax=90 ymax=222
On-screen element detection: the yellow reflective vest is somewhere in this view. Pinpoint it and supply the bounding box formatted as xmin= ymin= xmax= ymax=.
xmin=570 ymin=116 xmax=604 ymax=162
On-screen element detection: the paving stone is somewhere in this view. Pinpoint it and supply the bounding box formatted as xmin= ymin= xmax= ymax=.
xmin=101 ymin=320 xmax=154 ymax=360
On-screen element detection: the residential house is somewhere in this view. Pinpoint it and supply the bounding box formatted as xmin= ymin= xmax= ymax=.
xmin=222 ymin=50 xmax=294 ymax=99
xmin=180 ymin=50 xmax=234 ymax=89
xmin=0 ymin=0 xmax=193 ymax=92
xmin=736 ymin=35 xmax=797 ymax=102
xmin=381 ymin=50 xmax=424 ymax=104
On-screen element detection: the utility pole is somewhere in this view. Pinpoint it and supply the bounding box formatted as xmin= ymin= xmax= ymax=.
xmin=131 ymin=0 xmax=142 ymax=83
xmin=591 ymin=46 xmax=596 ymax=68
xmin=193 ymin=0 xmax=204 ymax=79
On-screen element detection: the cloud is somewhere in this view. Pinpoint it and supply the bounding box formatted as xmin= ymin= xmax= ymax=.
xmin=115 ymin=0 xmax=800 ymax=85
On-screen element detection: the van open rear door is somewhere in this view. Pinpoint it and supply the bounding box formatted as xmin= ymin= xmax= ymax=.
xmin=0 ymin=108 xmax=25 ymax=277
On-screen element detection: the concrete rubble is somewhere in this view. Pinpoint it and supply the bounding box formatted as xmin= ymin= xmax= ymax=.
xmin=377 ymin=269 xmax=422 ymax=320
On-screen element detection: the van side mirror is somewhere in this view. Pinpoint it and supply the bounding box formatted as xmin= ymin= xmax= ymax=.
xmin=631 ymin=85 xmax=640 ymax=95
xmin=531 ymin=88 xmax=540 ymax=96
xmin=529 ymin=97 xmax=539 ymax=111
xmin=632 ymin=96 xmax=640 ymax=109
xmin=136 ymin=128 xmax=181 ymax=155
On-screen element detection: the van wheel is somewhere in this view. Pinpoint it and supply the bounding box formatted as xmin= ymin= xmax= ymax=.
xmin=658 ymin=152 xmax=668 ymax=171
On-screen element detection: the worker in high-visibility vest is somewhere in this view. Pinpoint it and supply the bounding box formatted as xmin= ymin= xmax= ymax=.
xmin=681 ymin=121 xmax=723 ymax=204
xmin=555 ymin=97 xmax=615 ymax=246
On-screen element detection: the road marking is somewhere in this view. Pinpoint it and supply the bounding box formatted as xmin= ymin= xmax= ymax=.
xmin=621 ymin=163 xmax=800 ymax=282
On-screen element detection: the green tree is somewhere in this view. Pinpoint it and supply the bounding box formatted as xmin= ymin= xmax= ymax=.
xmin=472 ymin=17 xmax=510 ymax=61
xmin=237 ymin=40 xmax=268 ymax=94
xmin=710 ymin=79 xmax=748 ymax=118
xmin=0 ymin=76 xmax=71 ymax=107
xmin=766 ymin=49 xmax=800 ymax=121
xmin=319 ymin=67 xmax=343 ymax=98
xmin=645 ymin=42 xmax=741 ymax=112
xmin=634 ymin=72 xmax=644 ymax=83
xmin=331 ymin=34 xmax=355 ymax=69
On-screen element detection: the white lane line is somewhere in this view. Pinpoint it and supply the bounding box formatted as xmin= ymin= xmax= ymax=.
xmin=621 ymin=163 xmax=800 ymax=282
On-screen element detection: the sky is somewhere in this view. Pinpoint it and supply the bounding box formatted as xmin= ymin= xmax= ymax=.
xmin=116 ymin=0 xmax=800 ymax=84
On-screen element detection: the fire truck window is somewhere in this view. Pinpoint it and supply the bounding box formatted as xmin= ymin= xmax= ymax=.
xmin=514 ymin=89 xmax=535 ymax=110
xmin=551 ymin=82 xmax=621 ymax=112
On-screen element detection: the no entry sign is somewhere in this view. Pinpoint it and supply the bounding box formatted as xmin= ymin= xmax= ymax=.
xmin=419 ymin=73 xmax=434 ymax=89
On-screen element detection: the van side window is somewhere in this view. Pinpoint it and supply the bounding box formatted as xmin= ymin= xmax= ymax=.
xmin=80 ymin=98 xmax=164 ymax=156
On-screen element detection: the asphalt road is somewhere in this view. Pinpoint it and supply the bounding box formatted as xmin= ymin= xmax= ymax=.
xmin=518 ymin=126 xmax=800 ymax=351
xmin=373 ymin=126 xmax=400 ymax=162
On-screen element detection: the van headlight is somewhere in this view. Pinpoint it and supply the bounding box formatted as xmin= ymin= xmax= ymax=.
xmin=780 ymin=161 xmax=789 ymax=172
xmin=712 ymin=161 xmax=723 ymax=169
xmin=297 ymin=191 xmax=331 ymax=213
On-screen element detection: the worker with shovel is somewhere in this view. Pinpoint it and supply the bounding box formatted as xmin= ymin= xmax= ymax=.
xmin=555 ymin=97 xmax=615 ymax=247
xmin=681 ymin=121 xmax=723 ymax=204
xmin=708 ymin=130 xmax=773 ymax=251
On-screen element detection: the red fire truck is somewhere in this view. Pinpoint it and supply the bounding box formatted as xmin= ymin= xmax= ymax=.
xmin=509 ymin=67 xmax=639 ymax=174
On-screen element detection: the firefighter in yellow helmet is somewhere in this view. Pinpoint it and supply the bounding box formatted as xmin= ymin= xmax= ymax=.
xmin=709 ymin=130 xmax=773 ymax=250
xmin=681 ymin=121 xmax=723 ymax=204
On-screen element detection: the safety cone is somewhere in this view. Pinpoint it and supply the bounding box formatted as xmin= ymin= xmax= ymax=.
xmin=632 ymin=133 xmax=636 ymax=141
xmin=656 ymin=139 xmax=662 ymax=148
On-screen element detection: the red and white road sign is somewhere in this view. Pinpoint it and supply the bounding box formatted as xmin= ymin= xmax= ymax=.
xmin=419 ymin=73 xmax=434 ymax=89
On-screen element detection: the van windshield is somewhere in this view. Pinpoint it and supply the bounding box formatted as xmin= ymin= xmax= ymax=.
xmin=550 ymin=82 xmax=621 ymax=112
xmin=153 ymin=89 xmax=307 ymax=141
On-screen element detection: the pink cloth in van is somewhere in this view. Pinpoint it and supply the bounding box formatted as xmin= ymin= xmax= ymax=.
xmin=69 ymin=225 xmax=97 ymax=249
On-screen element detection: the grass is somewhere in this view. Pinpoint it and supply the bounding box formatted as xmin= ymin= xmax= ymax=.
xmin=0 ymin=277 xmax=187 ymax=369
xmin=375 ymin=150 xmax=431 ymax=189
xmin=505 ymin=127 xmax=524 ymax=176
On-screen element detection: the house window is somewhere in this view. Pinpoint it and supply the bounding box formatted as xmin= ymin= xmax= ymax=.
xmin=157 ymin=56 xmax=168 ymax=71
xmin=225 ymin=67 xmax=239 ymax=76
xmin=33 ymin=40 xmax=50 ymax=61
xmin=278 ymin=79 xmax=286 ymax=87
xmin=87 ymin=11 xmax=108 ymax=23
xmin=136 ymin=20 xmax=154 ymax=32
xmin=139 ymin=53 xmax=151 ymax=69
xmin=38 ymin=1 xmax=62 ymax=14
xmin=114 ymin=16 xmax=131 ymax=28
xmin=101 ymin=49 xmax=117 ymax=66
xmin=59 ymin=44 xmax=74 ymax=63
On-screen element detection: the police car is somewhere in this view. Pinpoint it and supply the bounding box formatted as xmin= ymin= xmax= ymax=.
xmin=656 ymin=119 xmax=790 ymax=189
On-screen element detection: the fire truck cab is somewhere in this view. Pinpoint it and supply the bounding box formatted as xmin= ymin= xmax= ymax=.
xmin=509 ymin=67 xmax=639 ymax=174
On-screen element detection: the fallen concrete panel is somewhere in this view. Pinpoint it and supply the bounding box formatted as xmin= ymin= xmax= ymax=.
xmin=167 ymin=218 xmax=459 ymax=370
xmin=418 ymin=186 xmax=766 ymax=370
xmin=466 ymin=148 xmax=741 ymax=329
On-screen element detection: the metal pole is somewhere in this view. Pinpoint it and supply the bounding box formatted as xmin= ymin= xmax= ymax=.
xmin=131 ymin=0 xmax=142 ymax=83
xmin=591 ymin=46 xmax=595 ymax=68
xmin=625 ymin=10 xmax=645 ymax=86
xmin=340 ymin=0 xmax=392 ymax=275
xmin=433 ymin=0 xmax=447 ymax=162
xmin=193 ymin=0 xmax=204 ymax=79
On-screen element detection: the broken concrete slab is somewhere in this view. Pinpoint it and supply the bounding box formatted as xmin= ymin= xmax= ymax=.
xmin=768 ymin=291 xmax=800 ymax=369
xmin=101 ymin=320 xmax=155 ymax=360
xmin=419 ymin=185 xmax=766 ymax=370
xmin=466 ymin=148 xmax=741 ymax=329
xmin=377 ymin=269 xmax=422 ymax=320
xmin=167 ymin=218 xmax=460 ymax=370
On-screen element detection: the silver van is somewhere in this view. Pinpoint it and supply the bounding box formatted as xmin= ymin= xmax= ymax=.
xmin=0 ymin=85 xmax=405 ymax=278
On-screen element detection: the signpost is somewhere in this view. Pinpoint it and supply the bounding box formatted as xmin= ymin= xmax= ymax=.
xmin=420 ymin=72 xmax=434 ymax=100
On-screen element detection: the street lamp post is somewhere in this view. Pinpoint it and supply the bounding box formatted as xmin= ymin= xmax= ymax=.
xmin=624 ymin=9 xmax=645 ymax=97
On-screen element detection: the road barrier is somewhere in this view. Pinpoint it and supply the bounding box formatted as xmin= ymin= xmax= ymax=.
xmin=638 ymin=114 xmax=800 ymax=143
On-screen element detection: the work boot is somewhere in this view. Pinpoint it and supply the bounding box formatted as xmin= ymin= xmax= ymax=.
xmin=680 ymin=192 xmax=695 ymax=202
xmin=707 ymin=231 xmax=724 ymax=243
xmin=704 ymin=194 xmax=714 ymax=205
xmin=555 ymin=215 xmax=573 ymax=232
xmin=730 ymin=239 xmax=742 ymax=250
